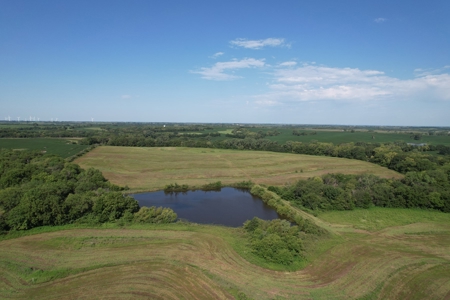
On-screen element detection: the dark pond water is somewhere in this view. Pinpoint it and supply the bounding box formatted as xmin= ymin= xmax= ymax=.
xmin=132 ymin=187 xmax=280 ymax=227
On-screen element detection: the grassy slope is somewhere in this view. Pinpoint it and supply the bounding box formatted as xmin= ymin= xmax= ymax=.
xmin=0 ymin=209 xmax=449 ymax=300
xmin=74 ymin=146 xmax=402 ymax=192
xmin=0 ymin=138 xmax=89 ymax=158
xmin=318 ymin=207 xmax=450 ymax=231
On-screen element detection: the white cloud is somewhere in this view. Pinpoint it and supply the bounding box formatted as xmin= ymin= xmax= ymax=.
xmin=279 ymin=61 xmax=297 ymax=67
xmin=254 ymin=65 xmax=450 ymax=105
xmin=210 ymin=52 xmax=224 ymax=59
xmin=191 ymin=58 xmax=265 ymax=81
xmin=374 ymin=17 xmax=387 ymax=23
xmin=230 ymin=38 xmax=287 ymax=49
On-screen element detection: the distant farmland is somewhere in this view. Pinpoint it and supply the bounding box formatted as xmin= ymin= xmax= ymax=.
xmin=0 ymin=138 xmax=89 ymax=158
xmin=247 ymin=128 xmax=450 ymax=145
xmin=75 ymin=146 xmax=403 ymax=191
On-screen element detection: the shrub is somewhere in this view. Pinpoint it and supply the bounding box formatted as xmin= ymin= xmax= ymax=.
xmin=133 ymin=206 xmax=177 ymax=224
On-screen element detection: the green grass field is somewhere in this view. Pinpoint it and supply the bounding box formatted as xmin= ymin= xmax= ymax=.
xmin=75 ymin=146 xmax=402 ymax=191
xmin=0 ymin=138 xmax=89 ymax=158
xmin=318 ymin=207 xmax=450 ymax=232
xmin=252 ymin=128 xmax=450 ymax=145
xmin=0 ymin=207 xmax=449 ymax=299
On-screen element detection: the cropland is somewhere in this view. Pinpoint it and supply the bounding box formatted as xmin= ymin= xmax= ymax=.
xmin=0 ymin=208 xmax=449 ymax=299
xmin=75 ymin=146 xmax=402 ymax=191
xmin=0 ymin=138 xmax=88 ymax=158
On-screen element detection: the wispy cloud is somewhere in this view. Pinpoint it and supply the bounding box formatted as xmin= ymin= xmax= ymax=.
xmin=414 ymin=66 xmax=450 ymax=77
xmin=230 ymin=38 xmax=287 ymax=49
xmin=279 ymin=61 xmax=297 ymax=67
xmin=374 ymin=17 xmax=387 ymax=23
xmin=191 ymin=58 xmax=265 ymax=81
xmin=121 ymin=95 xmax=132 ymax=99
xmin=210 ymin=52 xmax=224 ymax=59
xmin=254 ymin=64 xmax=450 ymax=105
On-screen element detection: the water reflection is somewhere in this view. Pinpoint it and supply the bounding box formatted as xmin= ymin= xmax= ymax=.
xmin=132 ymin=187 xmax=280 ymax=227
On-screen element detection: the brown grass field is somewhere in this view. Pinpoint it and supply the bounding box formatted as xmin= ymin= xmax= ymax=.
xmin=75 ymin=146 xmax=402 ymax=191
xmin=0 ymin=214 xmax=449 ymax=299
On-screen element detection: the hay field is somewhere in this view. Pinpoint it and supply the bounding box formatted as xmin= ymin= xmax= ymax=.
xmin=75 ymin=146 xmax=402 ymax=191
xmin=1 ymin=211 xmax=449 ymax=299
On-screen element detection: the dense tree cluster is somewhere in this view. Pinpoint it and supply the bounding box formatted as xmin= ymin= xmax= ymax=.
xmin=244 ymin=218 xmax=304 ymax=265
xmin=0 ymin=150 xmax=177 ymax=232
xmin=292 ymin=130 xmax=317 ymax=136
xmin=269 ymin=167 xmax=450 ymax=213
xmin=225 ymin=128 xmax=280 ymax=139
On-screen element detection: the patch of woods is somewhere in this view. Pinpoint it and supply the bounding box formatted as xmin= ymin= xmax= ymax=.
xmin=292 ymin=129 xmax=317 ymax=136
xmin=0 ymin=150 xmax=177 ymax=233
xmin=244 ymin=218 xmax=304 ymax=265
xmin=269 ymin=169 xmax=450 ymax=213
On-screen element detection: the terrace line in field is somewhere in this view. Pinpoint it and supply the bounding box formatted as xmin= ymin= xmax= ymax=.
xmin=75 ymin=146 xmax=403 ymax=192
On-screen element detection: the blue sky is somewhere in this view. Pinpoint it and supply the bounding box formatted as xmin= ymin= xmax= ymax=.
xmin=1 ymin=0 xmax=449 ymax=125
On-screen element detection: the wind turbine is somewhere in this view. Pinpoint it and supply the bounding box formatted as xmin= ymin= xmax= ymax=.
xmin=17 ymin=117 xmax=20 ymax=122
xmin=8 ymin=116 xmax=10 ymax=121
xmin=91 ymin=117 xmax=94 ymax=122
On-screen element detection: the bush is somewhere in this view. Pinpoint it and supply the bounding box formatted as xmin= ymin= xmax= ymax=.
xmin=243 ymin=218 xmax=303 ymax=265
xmin=133 ymin=206 xmax=177 ymax=224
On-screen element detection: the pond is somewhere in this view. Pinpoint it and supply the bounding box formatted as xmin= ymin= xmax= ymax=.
xmin=132 ymin=187 xmax=280 ymax=227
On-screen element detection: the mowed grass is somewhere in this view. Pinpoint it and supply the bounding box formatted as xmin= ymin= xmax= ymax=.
xmin=0 ymin=217 xmax=449 ymax=300
xmin=318 ymin=207 xmax=450 ymax=231
xmin=75 ymin=146 xmax=402 ymax=191
xmin=0 ymin=138 xmax=89 ymax=158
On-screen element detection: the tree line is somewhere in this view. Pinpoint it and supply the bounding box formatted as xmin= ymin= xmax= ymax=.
xmin=268 ymin=169 xmax=450 ymax=213
xmin=0 ymin=149 xmax=177 ymax=233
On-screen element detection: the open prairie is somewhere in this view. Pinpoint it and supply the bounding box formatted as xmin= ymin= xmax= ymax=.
xmin=1 ymin=208 xmax=449 ymax=299
xmin=75 ymin=146 xmax=402 ymax=191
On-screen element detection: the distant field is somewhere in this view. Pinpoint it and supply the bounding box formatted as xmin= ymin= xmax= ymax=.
xmin=0 ymin=138 xmax=89 ymax=158
xmin=75 ymin=146 xmax=402 ymax=191
xmin=255 ymin=128 xmax=450 ymax=145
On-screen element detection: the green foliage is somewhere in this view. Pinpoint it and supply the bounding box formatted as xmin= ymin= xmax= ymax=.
xmin=133 ymin=206 xmax=177 ymax=224
xmin=0 ymin=150 xmax=140 ymax=232
xmin=243 ymin=218 xmax=303 ymax=265
xmin=201 ymin=181 xmax=222 ymax=191
xmin=272 ymin=167 xmax=450 ymax=213
xmin=250 ymin=185 xmax=325 ymax=235
xmin=92 ymin=192 xmax=139 ymax=223
xmin=230 ymin=180 xmax=254 ymax=189
xmin=164 ymin=183 xmax=189 ymax=192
